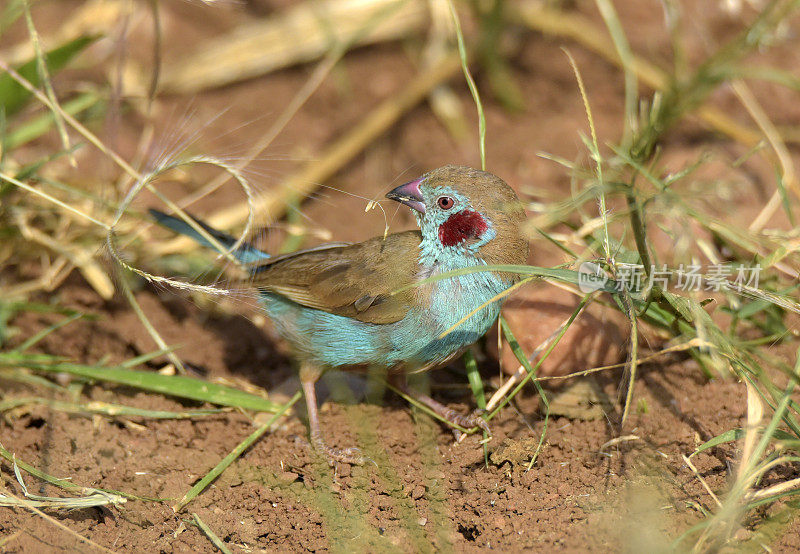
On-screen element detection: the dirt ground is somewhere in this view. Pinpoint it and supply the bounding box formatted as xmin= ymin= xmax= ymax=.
xmin=3 ymin=0 xmax=800 ymax=552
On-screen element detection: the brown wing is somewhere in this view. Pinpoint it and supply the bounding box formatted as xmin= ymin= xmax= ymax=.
xmin=247 ymin=230 xmax=422 ymax=324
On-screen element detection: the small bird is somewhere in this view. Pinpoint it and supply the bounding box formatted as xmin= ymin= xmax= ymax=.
xmin=151 ymin=165 xmax=529 ymax=464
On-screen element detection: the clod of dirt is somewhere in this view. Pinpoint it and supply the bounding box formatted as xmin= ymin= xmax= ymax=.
xmin=544 ymin=378 xmax=615 ymax=421
xmin=490 ymin=437 xmax=542 ymax=468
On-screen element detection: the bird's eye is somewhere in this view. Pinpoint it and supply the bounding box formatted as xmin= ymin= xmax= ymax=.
xmin=437 ymin=196 xmax=455 ymax=210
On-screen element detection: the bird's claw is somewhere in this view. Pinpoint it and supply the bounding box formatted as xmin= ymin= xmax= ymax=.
xmin=313 ymin=440 xmax=372 ymax=467
xmin=449 ymin=408 xmax=492 ymax=442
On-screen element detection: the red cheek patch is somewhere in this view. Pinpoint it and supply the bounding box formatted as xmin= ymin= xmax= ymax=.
xmin=438 ymin=210 xmax=488 ymax=247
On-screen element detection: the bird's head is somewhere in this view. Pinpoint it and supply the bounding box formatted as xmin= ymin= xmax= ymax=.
xmin=386 ymin=165 xmax=529 ymax=269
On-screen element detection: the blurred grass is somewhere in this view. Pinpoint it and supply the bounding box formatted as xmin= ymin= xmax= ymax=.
xmin=0 ymin=35 xmax=95 ymax=116
xmin=1 ymin=0 xmax=800 ymax=551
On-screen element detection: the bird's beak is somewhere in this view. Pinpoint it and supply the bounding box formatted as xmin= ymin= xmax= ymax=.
xmin=385 ymin=178 xmax=425 ymax=214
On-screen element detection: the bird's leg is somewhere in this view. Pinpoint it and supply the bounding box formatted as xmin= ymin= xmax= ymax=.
xmin=300 ymin=365 xmax=365 ymax=466
xmin=389 ymin=373 xmax=491 ymax=440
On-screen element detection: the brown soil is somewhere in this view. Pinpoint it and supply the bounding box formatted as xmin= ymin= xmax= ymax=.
xmin=3 ymin=0 xmax=800 ymax=552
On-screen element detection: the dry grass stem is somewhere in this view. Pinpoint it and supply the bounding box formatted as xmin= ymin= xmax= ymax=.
xmin=14 ymin=213 xmax=115 ymax=299
xmin=0 ymin=61 xmax=253 ymax=270
xmin=159 ymin=0 xmax=429 ymax=93
xmin=513 ymin=1 xmax=779 ymax=148
xmin=732 ymin=79 xmax=800 ymax=231
xmin=154 ymin=50 xmax=463 ymax=255
xmin=423 ymin=0 xmax=467 ymax=141
xmin=0 ymin=488 xmax=119 ymax=554
xmin=2 ymin=0 xmax=130 ymax=64
xmin=599 ymin=435 xmax=640 ymax=453
xmin=22 ymin=0 xmax=74 ymax=166
xmin=486 ymin=338 xmax=710 ymax=413
xmin=682 ymin=453 xmax=723 ymax=508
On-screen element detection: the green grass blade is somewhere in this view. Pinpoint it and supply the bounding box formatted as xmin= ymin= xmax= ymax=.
xmin=595 ymin=0 xmax=638 ymax=146
xmin=6 ymin=91 xmax=99 ymax=149
xmin=14 ymin=312 xmax=83 ymax=352
xmin=120 ymin=347 xmax=179 ymax=368
xmin=0 ymin=442 xmax=151 ymax=500
xmin=449 ymin=0 xmax=486 ymax=170
xmin=0 ymin=397 xmax=226 ymax=419
xmin=21 ymin=362 xmax=282 ymax=412
xmin=0 ymin=368 xmax=68 ymax=391
xmin=0 ymin=35 xmax=97 ymax=115
xmin=173 ymin=391 xmax=301 ymax=512
xmin=192 ymin=513 xmax=233 ymax=554
xmin=0 ymin=0 xmax=24 ymax=36
xmin=463 ymin=348 xmax=486 ymax=410
xmin=394 ymin=264 xmax=621 ymax=294
xmin=498 ymin=316 xmax=550 ymax=469
xmin=463 ymin=348 xmax=488 ymax=464
xmin=690 ymin=428 xmax=798 ymax=457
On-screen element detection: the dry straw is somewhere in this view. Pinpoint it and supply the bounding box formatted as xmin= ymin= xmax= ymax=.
xmin=153 ymin=51 xmax=463 ymax=255
xmin=158 ymin=0 xmax=428 ymax=93
xmin=106 ymin=155 xmax=256 ymax=295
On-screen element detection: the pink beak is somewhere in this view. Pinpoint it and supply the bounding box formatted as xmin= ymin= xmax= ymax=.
xmin=386 ymin=178 xmax=425 ymax=213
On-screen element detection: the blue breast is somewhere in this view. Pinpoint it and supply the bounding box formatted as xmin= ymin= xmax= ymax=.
xmin=260 ymin=256 xmax=507 ymax=370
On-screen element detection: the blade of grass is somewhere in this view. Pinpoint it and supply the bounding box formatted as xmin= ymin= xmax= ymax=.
xmin=498 ymin=316 xmax=549 ymax=469
xmin=0 ymin=368 xmax=68 ymax=390
xmin=620 ymin=292 xmax=640 ymax=426
xmin=7 ymin=462 xmax=126 ymax=510
xmin=13 ymin=312 xmax=83 ymax=352
xmin=733 ymin=78 xmax=799 ymax=230
xmin=1 ymin=488 xmax=118 ymax=554
xmin=5 ymin=91 xmax=99 ymax=150
xmin=119 ymin=276 xmax=185 ymax=374
xmin=564 ymin=48 xmax=611 ymax=261
xmin=0 ymin=35 xmax=96 ymax=116
xmin=0 ymin=170 xmax=110 ymax=229
xmin=119 ymin=346 xmax=179 ymax=368
xmin=0 ymin=442 xmax=148 ymax=500
xmin=0 ymin=61 xmax=255 ymax=270
xmin=0 ymin=397 xmax=226 ymax=419
xmin=490 ymin=295 xmax=593 ymax=421
xmin=173 ymin=391 xmax=301 ymax=512
xmin=463 ymin=349 xmax=486 ymax=411
xmin=394 ymin=264 xmax=621 ymax=295
xmin=22 ymin=0 xmax=73 ymax=165
xmin=387 ymin=381 xmax=471 ymax=435
xmin=595 ymin=0 xmax=637 ymax=146
xmin=439 ymin=276 xmax=533 ymax=340
xmin=448 ymin=0 xmax=485 ymax=170
xmin=11 ymin=360 xmax=282 ymax=413
xmin=192 ymin=513 xmax=233 ymax=554
xmin=463 ymin=348 xmax=488 ymax=463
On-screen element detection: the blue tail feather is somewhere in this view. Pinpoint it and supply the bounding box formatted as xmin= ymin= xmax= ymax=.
xmin=149 ymin=209 xmax=270 ymax=265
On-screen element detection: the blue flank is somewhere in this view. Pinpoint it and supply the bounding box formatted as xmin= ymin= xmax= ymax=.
xmin=262 ymin=254 xmax=506 ymax=370
xmin=151 ymin=207 xmax=509 ymax=371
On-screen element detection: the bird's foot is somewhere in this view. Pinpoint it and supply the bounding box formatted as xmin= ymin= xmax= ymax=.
xmin=443 ymin=407 xmax=491 ymax=442
xmin=302 ymin=374 xmax=375 ymax=467
xmin=386 ymin=380 xmax=492 ymax=443
xmin=311 ymin=436 xmax=371 ymax=466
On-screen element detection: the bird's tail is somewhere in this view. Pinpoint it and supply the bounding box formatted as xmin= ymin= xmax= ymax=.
xmin=148 ymin=209 xmax=269 ymax=265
